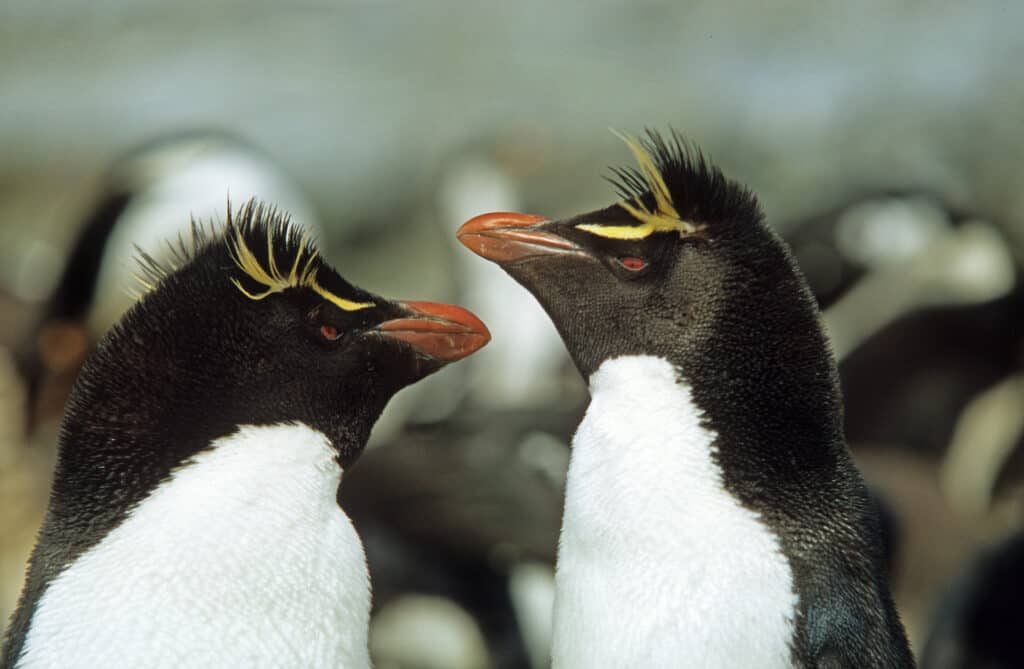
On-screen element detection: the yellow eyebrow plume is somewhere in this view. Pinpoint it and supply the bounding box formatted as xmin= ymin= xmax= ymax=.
xmin=228 ymin=227 xmax=374 ymax=312
xmin=575 ymin=220 xmax=676 ymax=240
xmin=575 ymin=130 xmax=706 ymax=240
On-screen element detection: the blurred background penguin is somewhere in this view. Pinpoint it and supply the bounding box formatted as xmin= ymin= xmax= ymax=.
xmin=1 ymin=4 xmax=1022 ymax=668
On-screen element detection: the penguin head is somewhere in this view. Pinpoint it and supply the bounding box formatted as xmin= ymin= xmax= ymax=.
xmin=73 ymin=199 xmax=489 ymax=468
xmin=15 ymin=131 xmax=326 ymax=437
xmin=457 ymin=129 xmax=798 ymax=379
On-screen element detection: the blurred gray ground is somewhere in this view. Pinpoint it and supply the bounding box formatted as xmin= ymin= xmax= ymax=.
xmin=2 ymin=1 xmax=1024 ymax=663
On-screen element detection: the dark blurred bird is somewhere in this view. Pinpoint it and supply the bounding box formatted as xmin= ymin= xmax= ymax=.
xmin=341 ymin=404 xmax=577 ymax=668
xmin=458 ymin=130 xmax=914 ymax=667
xmin=1 ymin=202 xmax=489 ymax=668
xmin=783 ymin=191 xmax=1020 ymax=459
xmin=921 ymin=529 xmax=1024 ymax=669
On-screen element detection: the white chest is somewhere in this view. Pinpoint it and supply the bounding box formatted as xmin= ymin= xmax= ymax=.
xmin=551 ymin=356 xmax=797 ymax=669
xmin=19 ymin=424 xmax=371 ymax=669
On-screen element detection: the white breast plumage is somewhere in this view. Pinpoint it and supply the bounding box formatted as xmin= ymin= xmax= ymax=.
xmin=551 ymin=355 xmax=797 ymax=669
xmin=18 ymin=423 xmax=371 ymax=669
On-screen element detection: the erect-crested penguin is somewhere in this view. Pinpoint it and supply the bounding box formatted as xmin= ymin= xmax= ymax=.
xmin=457 ymin=130 xmax=914 ymax=668
xmin=1 ymin=200 xmax=489 ymax=668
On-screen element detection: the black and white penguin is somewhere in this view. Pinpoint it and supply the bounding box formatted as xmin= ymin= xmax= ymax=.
xmin=457 ymin=130 xmax=914 ymax=667
xmin=9 ymin=132 xmax=549 ymax=669
xmin=1 ymin=200 xmax=489 ymax=668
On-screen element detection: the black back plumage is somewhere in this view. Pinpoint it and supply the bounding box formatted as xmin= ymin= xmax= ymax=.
xmin=665 ymin=194 xmax=910 ymax=668
xmin=630 ymin=131 xmax=914 ymax=668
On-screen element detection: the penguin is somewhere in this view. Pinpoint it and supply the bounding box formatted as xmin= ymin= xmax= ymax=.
xmin=1 ymin=200 xmax=490 ymax=668
xmin=457 ymin=130 xmax=914 ymax=668
xmin=6 ymin=132 xmax=550 ymax=669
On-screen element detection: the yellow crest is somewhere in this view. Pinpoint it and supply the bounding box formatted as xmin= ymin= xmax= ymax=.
xmin=575 ymin=130 xmax=706 ymax=241
xmin=228 ymin=225 xmax=374 ymax=312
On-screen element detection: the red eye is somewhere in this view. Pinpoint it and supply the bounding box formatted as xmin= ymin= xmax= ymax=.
xmin=618 ymin=256 xmax=647 ymax=271
xmin=320 ymin=324 xmax=341 ymax=341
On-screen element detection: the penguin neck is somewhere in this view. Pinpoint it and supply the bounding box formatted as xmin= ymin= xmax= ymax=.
xmin=551 ymin=355 xmax=797 ymax=668
xmin=675 ymin=259 xmax=847 ymax=509
xmin=16 ymin=423 xmax=371 ymax=668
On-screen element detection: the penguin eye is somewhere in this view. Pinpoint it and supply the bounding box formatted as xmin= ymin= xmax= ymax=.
xmin=320 ymin=324 xmax=342 ymax=341
xmin=616 ymin=256 xmax=648 ymax=271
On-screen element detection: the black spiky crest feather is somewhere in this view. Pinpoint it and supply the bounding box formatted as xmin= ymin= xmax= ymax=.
xmin=606 ymin=128 xmax=762 ymax=230
xmin=131 ymin=199 xmax=372 ymax=312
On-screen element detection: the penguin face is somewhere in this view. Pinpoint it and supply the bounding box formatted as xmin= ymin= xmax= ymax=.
xmin=87 ymin=201 xmax=489 ymax=467
xmin=457 ymin=131 xmax=771 ymax=379
xmin=206 ymin=284 xmax=489 ymax=423
xmin=456 ymin=209 xmax=695 ymax=377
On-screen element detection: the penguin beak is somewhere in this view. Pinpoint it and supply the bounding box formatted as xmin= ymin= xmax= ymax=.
xmin=376 ymin=301 xmax=490 ymax=362
xmin=457 ymin=212 xmax=584 ymax=264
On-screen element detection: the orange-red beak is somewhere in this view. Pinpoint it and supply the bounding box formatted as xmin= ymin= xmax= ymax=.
xmin=457 ymin=212 xmax=583 ymax=264
xmin=378 ymin=301 xmax=490 ymax=362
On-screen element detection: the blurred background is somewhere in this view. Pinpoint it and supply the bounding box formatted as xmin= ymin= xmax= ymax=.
xmin=1 ymin=2 xmax=1023 ymax=667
